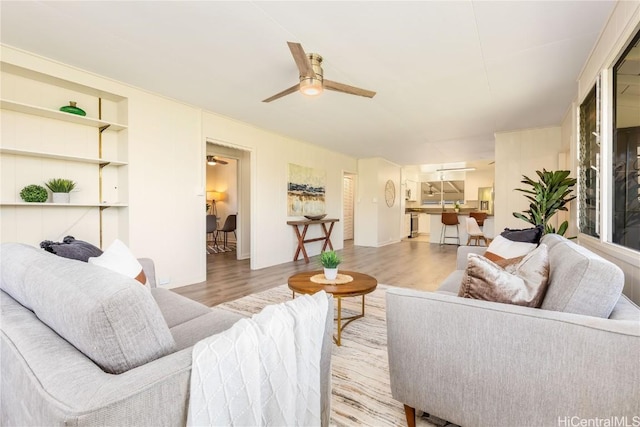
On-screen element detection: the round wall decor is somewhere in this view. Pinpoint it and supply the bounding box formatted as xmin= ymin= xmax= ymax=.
xmin=385 ymin=179 xmax=395 ymax=207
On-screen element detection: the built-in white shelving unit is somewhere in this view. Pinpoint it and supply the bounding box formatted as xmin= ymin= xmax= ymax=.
xmin=0 ymin=62 xmax=129 ymax=247
xmin=0 ymin=148 xmax=127 ymax=166
xmin=0 ymin=99 xmax=128 ymax=131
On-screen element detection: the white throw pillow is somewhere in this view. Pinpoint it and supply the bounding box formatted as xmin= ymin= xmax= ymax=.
xmin=88 ymin=239 xmax=147 ymax=286
xmin=484 ymin=234 xmax=537 ymax=262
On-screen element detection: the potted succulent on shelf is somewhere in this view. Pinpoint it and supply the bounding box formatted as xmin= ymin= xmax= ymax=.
xmin=454 ymin=201 xmax=461 ymax=212
xmin=45 ymin=178 xmax=76 ymax=203
xmin=19 ymin=184 xmax=48 ymax=203
xmin=320 ymin=250 xmax=342 ymax=280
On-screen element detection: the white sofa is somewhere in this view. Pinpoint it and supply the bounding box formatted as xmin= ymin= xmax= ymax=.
xmin=1 ymin=242 xmax=334 ymax=426
xmin=386 ymin=234 xmax=640 ymax=427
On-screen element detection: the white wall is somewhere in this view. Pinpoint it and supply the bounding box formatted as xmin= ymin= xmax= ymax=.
xmin=494 ymin=126 xmax=563 ymax=232
xmin=201 ymin=112 xmax=357 ymax=270
xmin=574 ymin=1 xmax=640 ymax=303
xmin=355 ymin=157 xmax=402 ymax=247
xmin=463 ymin=169 xmax=494 ymax=205
xmin=1 ymin=45 xmax=358 ymax=284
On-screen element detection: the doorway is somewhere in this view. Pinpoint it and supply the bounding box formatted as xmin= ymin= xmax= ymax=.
xmin=206 ymin=155 xmax=237 ymax=253
xmin=205 ymin=141 xmax=251 ymax=274
xmin=343 ymin=173 xmax=356 ymax=241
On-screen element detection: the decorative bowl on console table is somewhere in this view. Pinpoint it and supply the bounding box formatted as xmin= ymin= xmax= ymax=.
xmin=304 ymin=214 xmax=327 ymax=220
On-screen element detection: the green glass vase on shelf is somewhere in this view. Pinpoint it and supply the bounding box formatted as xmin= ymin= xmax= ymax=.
xmin=59 ymin=101 xmax=86 ymax=116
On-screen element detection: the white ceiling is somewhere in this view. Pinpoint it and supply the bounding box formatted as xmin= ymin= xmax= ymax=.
xmin=0 ymin=1 xmax=616 ymax=166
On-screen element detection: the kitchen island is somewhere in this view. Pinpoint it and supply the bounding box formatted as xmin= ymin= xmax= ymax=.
xmin=405 ymin=209 xmax=494 ymax=245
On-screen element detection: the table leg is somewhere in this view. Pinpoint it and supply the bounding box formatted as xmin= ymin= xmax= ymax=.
xmin=336 ymin=296 xmax=342 ymax=346
xmin=292 ymin=224 xmax=311 ymax=262
xmin=321 ymin=222 xmax=336 ymax=252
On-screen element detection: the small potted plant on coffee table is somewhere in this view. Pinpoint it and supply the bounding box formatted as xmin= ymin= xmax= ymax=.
xmin=45 ymin=178 xmax=76 ymax=203
xmin=320 ymin=250 xmax=341 ymax=280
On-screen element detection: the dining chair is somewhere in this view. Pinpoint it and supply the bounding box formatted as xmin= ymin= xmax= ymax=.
xmin=206 ymin=214 xmax=219 ymax=254
xmin=218 ymin=214 xmax=237 ymax=251
xmin=465 ymin=216 xmax=488 ymax=246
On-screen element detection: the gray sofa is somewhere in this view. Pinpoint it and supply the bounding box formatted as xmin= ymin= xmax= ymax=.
xmin=387 ymin=234 xmax=640 ymax=427
xmin=1 ymin=242 xmax=333 ymax=426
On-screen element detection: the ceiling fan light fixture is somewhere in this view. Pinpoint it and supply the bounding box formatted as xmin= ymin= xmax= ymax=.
xmin=299 ymin=77 xmax=323 ymax=96
xmin=435 ymin=167 xmax=476 ymax=172
xmin=206 ymin=155 xmax=217 ymax=165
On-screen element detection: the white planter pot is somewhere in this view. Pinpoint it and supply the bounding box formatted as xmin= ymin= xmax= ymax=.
xmin=324 ymin=267 xmax=338 ymax=280
xmin=52 ymin=193 xmax=70 ymax=203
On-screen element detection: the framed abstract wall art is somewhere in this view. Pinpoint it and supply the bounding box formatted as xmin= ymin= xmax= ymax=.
xmin=287 ymin=163 xmax=326 ymax=216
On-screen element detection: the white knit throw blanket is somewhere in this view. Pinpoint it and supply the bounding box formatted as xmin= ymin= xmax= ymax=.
xmin=187 ymin=291 xmax=328 ymax=427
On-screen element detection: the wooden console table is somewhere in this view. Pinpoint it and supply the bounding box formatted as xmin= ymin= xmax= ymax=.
xmin=286 ymin=218 xmax=339 ymax=263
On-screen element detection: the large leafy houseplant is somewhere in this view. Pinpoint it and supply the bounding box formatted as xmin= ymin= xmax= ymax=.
xmin=512 ymin=169 xmax=577 ymax=236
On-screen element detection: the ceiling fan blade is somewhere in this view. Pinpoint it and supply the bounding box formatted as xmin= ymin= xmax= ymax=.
xmin=324 ymin=79 xmax=376 ymax=98
xmin=262 ymin=83 xmax=300 ymax=103
xmin=287 ymin=42 xmax=315 ymax=78
xmin=216 ymin=158 xmax=229 ymax=165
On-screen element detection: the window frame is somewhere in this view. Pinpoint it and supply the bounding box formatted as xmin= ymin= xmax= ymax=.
xmin=576 ymin=25 xmax=640 ymax=262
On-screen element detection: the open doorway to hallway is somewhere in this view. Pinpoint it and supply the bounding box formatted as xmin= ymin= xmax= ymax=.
xmin=205 ymin=141 xmax=251 ymax=275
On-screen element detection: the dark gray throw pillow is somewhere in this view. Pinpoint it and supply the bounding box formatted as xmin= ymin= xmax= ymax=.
xmin=500 ymin=225 xmax=544 ymax=244
xmin=40 ymin=236 xmax=103 ymax=262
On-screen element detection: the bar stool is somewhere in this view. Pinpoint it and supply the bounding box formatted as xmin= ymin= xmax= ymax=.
xmin=440 ymin=212 xmax=460 ymax=245
xmin=469 ymin=211 xmax=487 ymax=227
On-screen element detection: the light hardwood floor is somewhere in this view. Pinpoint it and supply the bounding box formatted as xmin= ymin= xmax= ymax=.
xmin=173 ymin=237 xmax=458 ymax=307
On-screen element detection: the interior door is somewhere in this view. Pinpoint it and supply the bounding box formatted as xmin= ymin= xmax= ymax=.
xmin=343 ymin=175 xmax=354 ymax=240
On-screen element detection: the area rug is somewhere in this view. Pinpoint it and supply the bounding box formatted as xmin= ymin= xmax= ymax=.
xmin=218 ymin=284 xmax=456 ymax=427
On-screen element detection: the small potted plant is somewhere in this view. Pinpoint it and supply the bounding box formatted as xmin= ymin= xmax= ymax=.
xmin=320 ymin=250 xmax=341 ymax=280
xmin=454 ymin=201 xmax=460 ymax=212
xmin=19 ymin=184 xmax=48 ymax=203
xmin=45 ymin=178 xmax=76 ymax=203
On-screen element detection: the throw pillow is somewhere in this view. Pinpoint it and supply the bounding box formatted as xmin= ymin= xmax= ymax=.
xmin=494 ymin=255 xmax=525 ymax=274
xmin=459 ymin=244 xmax=550 ymax=308
xmin=484 ymin=235 xmax=537 ymax=262
xmin=500 ymin=225 xmax=544 ymax=243
xmin=88 ymin=239 xmax=147 ymax=285
xmin=40 ymin=236 xmax=103 ymax=262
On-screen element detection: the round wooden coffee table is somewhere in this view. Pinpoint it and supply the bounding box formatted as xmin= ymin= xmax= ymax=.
xmin=288 ymin=270 xmax=377 ymax=346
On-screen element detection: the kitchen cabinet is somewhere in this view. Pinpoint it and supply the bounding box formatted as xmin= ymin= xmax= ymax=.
xmin=0 ymin=63 xmax=129 ymax=247
xmin=418 ymin=213 xmax=430 ymax=234
xmin=404 ymin=214 xmax=411 ymax=237
xmin=405 ymin=180 xmax=418 ymax=201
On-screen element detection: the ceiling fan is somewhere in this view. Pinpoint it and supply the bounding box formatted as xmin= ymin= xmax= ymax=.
xmin=262 ymin=42 xmax=376 ymax=103
xmin=206 ymin=155 xmax=228 ymax=166
xmin=424 ymin=183 xmax=443 ymax=197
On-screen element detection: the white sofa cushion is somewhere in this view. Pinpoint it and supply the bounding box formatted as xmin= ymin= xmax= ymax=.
xmin=540 ymin=241 xmax=624 ymax=318
xmin=1 ymin=243 xmax=176 ymax=374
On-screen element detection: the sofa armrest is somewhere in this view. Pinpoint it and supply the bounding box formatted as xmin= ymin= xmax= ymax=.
xmin=138 ymin=258 xmax=157 ymax=288
xmin=386 ymin=288 xmax=640 ymax=427
xmin=455 ymin=246 xmax=486 ymax=269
